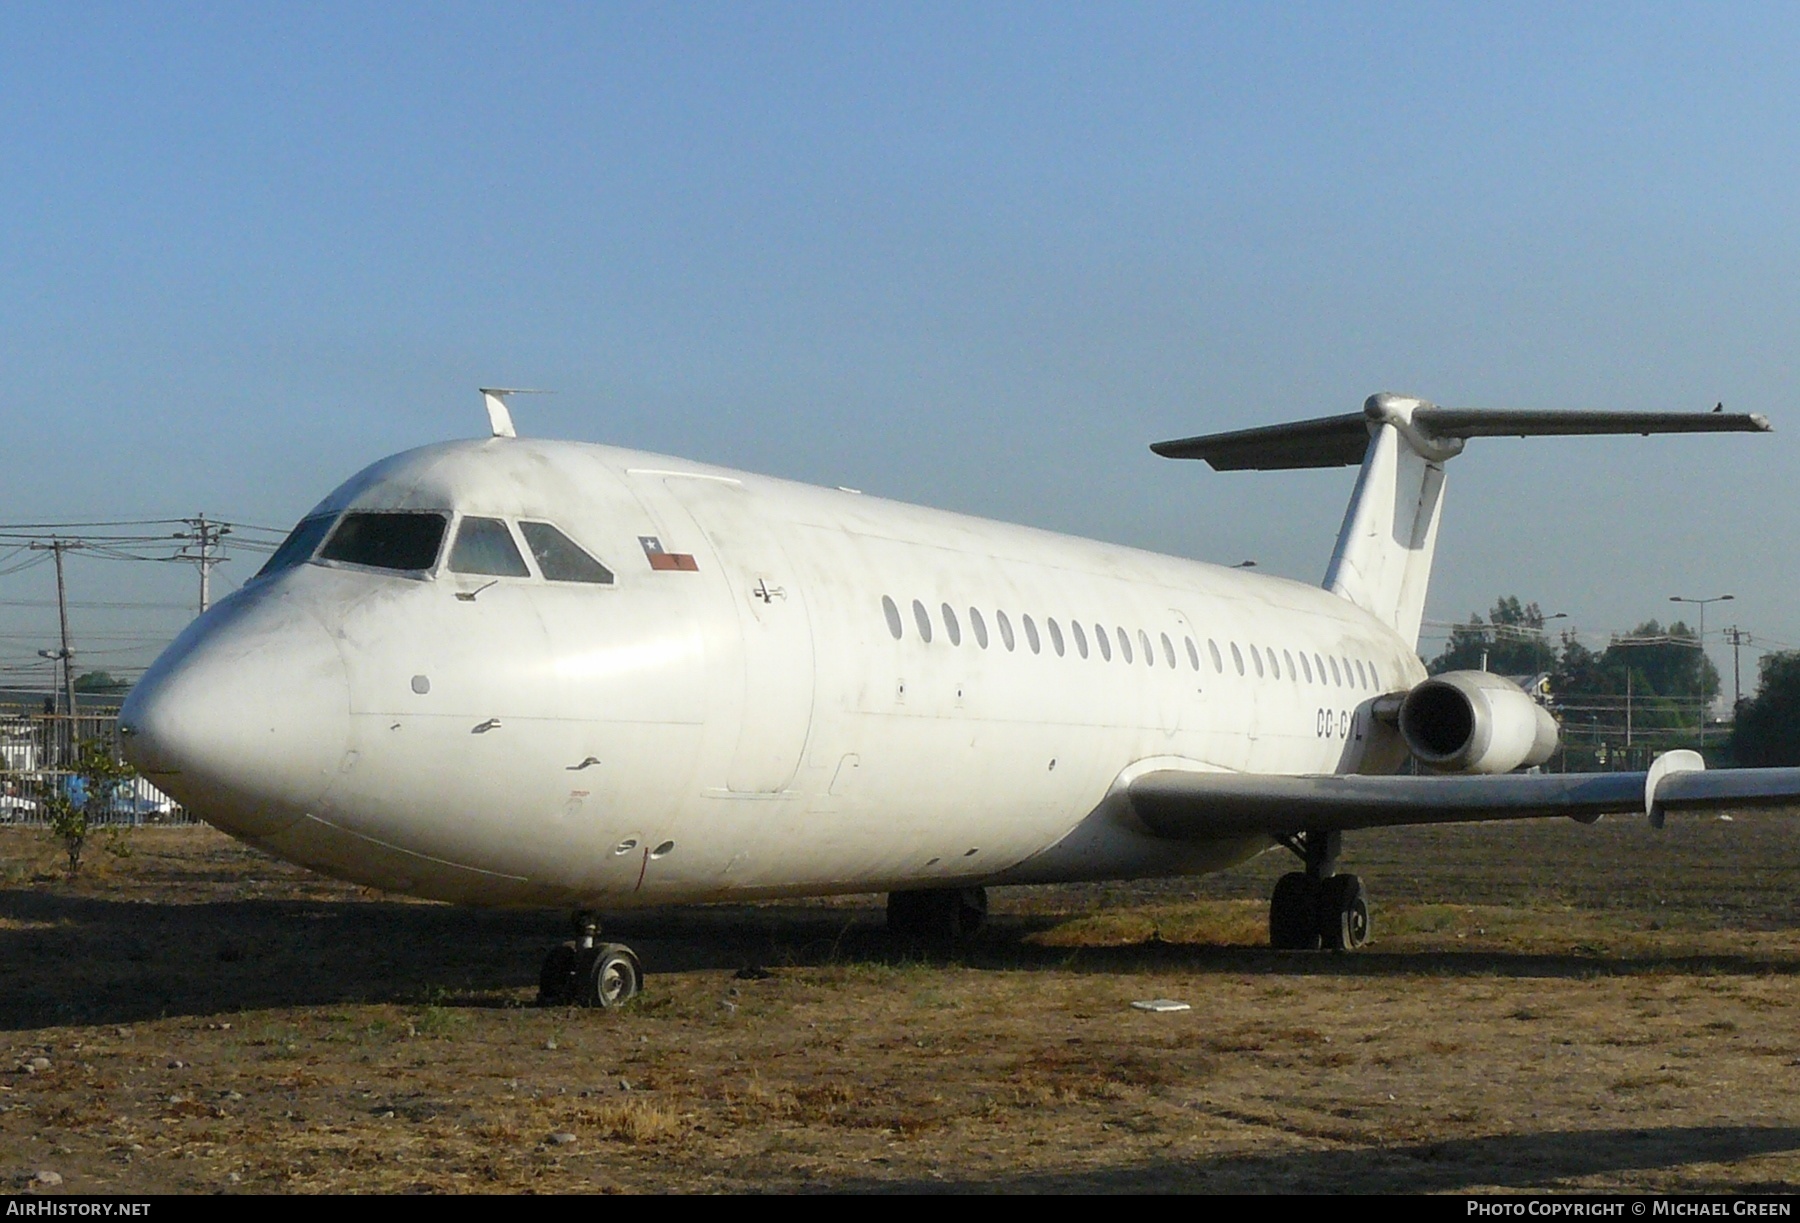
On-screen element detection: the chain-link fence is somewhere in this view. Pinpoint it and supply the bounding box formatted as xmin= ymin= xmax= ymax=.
xmin=0 ymin=703 xmax=194 ymax=826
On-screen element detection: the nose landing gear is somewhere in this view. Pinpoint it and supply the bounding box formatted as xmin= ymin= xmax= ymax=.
xmin=537 ymin=912 xmax=643 ymax=1007
xmin=1268 ymin=830 xmax=1370 ymax=952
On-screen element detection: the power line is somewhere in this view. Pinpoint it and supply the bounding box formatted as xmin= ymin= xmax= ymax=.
xmin=0 ymin=599 xmax=194 ymax=610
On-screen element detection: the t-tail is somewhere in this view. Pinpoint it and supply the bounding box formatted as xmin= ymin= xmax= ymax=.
xmin=1152 ymin=394 xmax=1770 ymax=649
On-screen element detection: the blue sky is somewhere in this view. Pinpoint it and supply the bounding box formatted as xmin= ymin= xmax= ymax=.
xmin=2 ymin=3 xmax=1796 ymax=686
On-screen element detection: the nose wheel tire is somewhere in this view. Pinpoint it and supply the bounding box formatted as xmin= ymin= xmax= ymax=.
xmin=576 ymin=944 xmax=643 ymax=1008
xmin=537 ymin=938 xmax=644 ymax=1008
xmin=537 ymin=941 xmax=579 ymax=1006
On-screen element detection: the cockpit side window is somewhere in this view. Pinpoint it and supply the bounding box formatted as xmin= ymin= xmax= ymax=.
xmin=448 ymin=516 xmax=530 ymax=577
xmin=319 ymin=511 xmax=448 ymax=573
xmin=254 ymin=514 xmax=335 ymax=580
xmin=519 ymin=521 xmax=615 ymax=584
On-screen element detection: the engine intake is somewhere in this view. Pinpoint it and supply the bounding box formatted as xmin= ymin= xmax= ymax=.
xmin=1397 ymin=670 xmax=1558 ymax=774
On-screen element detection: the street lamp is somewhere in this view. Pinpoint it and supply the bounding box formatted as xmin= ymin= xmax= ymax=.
xmin=1669 ymin=593 xmax=1734 ymax=744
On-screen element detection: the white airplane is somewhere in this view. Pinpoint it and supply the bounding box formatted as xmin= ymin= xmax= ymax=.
xmin=118 ymin=390 xmax=1800 ymax=1008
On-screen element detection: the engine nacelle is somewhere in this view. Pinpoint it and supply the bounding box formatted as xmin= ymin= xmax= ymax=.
xmin=1397 ymin=670 xmax=1559 ymax=774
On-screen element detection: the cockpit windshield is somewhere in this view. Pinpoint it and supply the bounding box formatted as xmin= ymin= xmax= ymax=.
xmin=254 ymin=514 xmax=336 ymax=581
xmin=250 ymin=509 xmax=611 ymax=586
xmin=448 ymin=517 xmax=530 ymax=577
xmin=318 ymin=512 xmax=448 ymax=572
xmin=520 ymin=521 xmax=614 ymax=584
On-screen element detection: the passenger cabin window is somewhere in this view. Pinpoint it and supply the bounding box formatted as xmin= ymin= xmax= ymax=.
xmin=1230 ymin=642 xmax=1245 ymax=675
xmin=255 ymin=514 xmax=335 ymax=580
xmin=912 ymin=600 xmax=933 ymax=643
xmin=319 ymin=511 xmax=447 ymax=573
xmin=883 ymin=596 xmax=903 ymax=640
xmin=970 ymin=607 xmax=989 ymax=649
xmin=997 ymin=610 xmax=1016 ymax=651
xmin=1023 ymin=615 xmax=1041 ymax=654
xmin=1209 ymin=640 xmax=1224 ymax=672
xmin=1096 ymin=624 xmax=1112 ymax=661
xmin=449 ymin=517 xmax=530 ymax=577
xmin=1140 ymin=630 xmax=1155 ymax=667
xmin=1071 ymin=620 xmax=1089 ymax=659
xmin=1185 ymin=638 xmax=1200 ymax=671
xmin=1047 ymin=618 xmax=1065 ymax=657
xmin=1118 ymin=628 xmax=1133 ymax=665
xmin=942 ymin=603 xmax=962 ymax=646
xmin=520 ymin=521 xmax=615 ymax=584
xmin=1162 ymin=633 xmax=1176 ymax=669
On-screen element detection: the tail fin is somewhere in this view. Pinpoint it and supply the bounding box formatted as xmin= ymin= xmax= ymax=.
xmin=1152 ymin=394 xmax=1769 ymax=648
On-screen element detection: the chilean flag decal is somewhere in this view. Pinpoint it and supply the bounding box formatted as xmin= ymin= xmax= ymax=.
xmin=639 ymin=536 xmax=699 ymax=572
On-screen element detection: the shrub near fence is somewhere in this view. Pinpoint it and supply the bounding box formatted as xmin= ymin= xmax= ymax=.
xmin=0 ymin=703 xmax=193 ymax=826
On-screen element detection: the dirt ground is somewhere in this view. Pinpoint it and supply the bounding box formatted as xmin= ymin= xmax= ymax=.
xmin=3 ymin=810 xmax=1800 ymax=1195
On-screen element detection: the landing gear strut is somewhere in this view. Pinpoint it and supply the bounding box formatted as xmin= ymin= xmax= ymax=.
xmin=887 ymin=887 xmax=987 ymax=944
xmin=1268 ymin=830 xmax=1370 ymax=952
xmin=537 ymin=912 xmax=643 ymax=1007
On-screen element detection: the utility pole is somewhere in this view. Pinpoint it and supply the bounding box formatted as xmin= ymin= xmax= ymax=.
xmin=174 ymin=513 xmax=231 ymax=615
xmin=1625 ymin=668 xmax=1632 ymax=752
xmin=28 ymin=539 xmax=82 ymax=765
xmin=1670 ymin=593 xmax=1734 ymax=746
xmin=1725 ymin=626 xmax=1752 ymax=711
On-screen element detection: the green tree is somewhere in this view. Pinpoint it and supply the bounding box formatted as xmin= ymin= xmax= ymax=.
xmin=1428 ymin=597 xmax=1559 ymax=676
xmin=1732 ymin=651 xmax=1800 ymax=766
xmin=74 ymin=671 xmax=130 ymax=694
xmin=1609 ymin=621 xmax=1719 ymax=704
xmin=41 ymin=739 xmax=137 ymax=879
xmin=1432 ymin=601 xmax=1725 ymax=768
xmin=1598 ymin=621 xmax=1720 ymax=735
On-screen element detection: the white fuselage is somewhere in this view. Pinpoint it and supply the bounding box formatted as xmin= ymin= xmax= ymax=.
xmin=121 ymin=437 xmax=1426 ymax=908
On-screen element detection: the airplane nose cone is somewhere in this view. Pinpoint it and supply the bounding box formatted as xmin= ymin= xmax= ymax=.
xmin=120 ymin=594 xmax=350 ymax=838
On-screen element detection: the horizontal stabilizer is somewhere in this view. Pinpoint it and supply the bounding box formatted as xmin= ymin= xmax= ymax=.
xmin=1415 ymin=407 xmax=1771 ymax=439
xmin=1127 ymin=762 xmax=1800 ymax=840
xmin=1152 ymin=397 xmax=1771 ymax=472
xmin=1150 ymin=413 xmax=1368 ymax=470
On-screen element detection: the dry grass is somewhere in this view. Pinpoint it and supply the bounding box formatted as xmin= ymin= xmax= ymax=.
xmin=2 ymin=815 xmax=1800 ymax=1193
xmin=578 ymin=1098 xmax=687 ymax=1144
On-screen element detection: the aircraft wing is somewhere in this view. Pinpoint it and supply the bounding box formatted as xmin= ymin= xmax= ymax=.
xmin=1126 ymin=762 xmax=1800 ymax=840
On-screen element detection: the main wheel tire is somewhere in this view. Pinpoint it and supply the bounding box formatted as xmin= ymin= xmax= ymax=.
xmin=888 ymin=889 xmax=954 ymax=943
xmin=1269 ymin=871 xmax=1322 ymax=950
xmin=1318 ymin=873 xmax=1370 ymax=951
xmin=887 ymin=889 xmax=983 ymax=945
xmin=954 ymin=887 xmax=988 ymax=939
xmin=537 ymin=941 xmax=579 ymax=1006
xmin=575 ymin=943 xmax=643 ymax=1008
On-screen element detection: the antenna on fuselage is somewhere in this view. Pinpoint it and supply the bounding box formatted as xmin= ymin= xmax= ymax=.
xmin=478 ymin=387 xmax=550 ymax=439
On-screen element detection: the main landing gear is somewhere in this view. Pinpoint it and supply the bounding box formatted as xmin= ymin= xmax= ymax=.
xmin=1268 ymin=829 xmax=1370 ymax=952
xmin=887 ymin=887 xmax=987 ymax=944
xmin=537 ymin=912 xmax=643 ymax=1008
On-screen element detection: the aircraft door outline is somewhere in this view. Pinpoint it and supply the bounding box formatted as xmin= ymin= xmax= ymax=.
xmin=663 ymin=478 xmax=816 ymax=793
